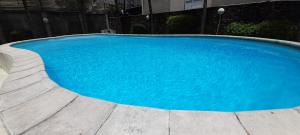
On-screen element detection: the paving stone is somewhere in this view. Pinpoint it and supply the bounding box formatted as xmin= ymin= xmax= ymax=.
xmin=5 ymin=65 xmax=44 ymax=82
xmin=236 ymin=109 xmax=300 ymax=135
xmin=24 ymin=96 xmax=116 ymax=135
xmin=10 ymin=50 xmax=38 ymax=61
xmin=170 ymin=111 xmax=247 ymax=135
xmin=1 ymin=88 xmax=77 ymax=135
xmin=0 ymin=78 xmax=57 ymax=111
xmin=12 ymin=57 xmax=41 ymax=67
xmin=97 ymin=105 xmax=169 ymax=135
xmin=0 ymin=71 xmax=43 ymax=94
xmin=9 ymin=60 xmax=43 ymax=73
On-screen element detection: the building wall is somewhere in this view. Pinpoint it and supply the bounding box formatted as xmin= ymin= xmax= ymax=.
xmin=142 ymin=0 xmax=170 ymax=14
xmin=170 ymin=0 xmax=185 ymax=12
xmin=210 ymin=0 xmax=275 ymax=7
xmin=142 ymin=0 xmax=299 ymax=14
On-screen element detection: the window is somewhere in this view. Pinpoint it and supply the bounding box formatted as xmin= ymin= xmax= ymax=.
xmin=184 ymin=0 xmax=203 ymax=10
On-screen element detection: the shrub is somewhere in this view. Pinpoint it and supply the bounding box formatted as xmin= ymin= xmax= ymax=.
xmin=9 ymin=29 xmax=33 ymax=41
xmin=225 ymin=22 xmax=257 ymax=36
xmin=256 ymin=20 xmax=298 ymax=41
xmin=166 ymin=15 xmax=199 ymax=34
xmin=130 ymin=24 xmax=148 ymax=34
xmin=225 ymin=21 xmax=299 ymax=41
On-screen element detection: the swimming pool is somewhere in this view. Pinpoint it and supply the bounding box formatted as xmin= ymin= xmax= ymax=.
xmin=14 ymin=35 xmax=300 ymax=112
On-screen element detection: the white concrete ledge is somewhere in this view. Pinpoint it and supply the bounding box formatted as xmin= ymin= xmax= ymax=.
xmin=0 ymin=34 xmax=300 ymax=135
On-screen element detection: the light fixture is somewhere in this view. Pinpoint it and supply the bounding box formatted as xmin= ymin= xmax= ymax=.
xmin=216 ymin=8 xmax=225 ymax=34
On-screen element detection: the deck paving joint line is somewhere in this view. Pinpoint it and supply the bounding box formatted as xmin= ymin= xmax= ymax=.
xmin=234 ymin=113 xmax=250 ymax=135
xmin=0 ymin=77 xmax=45 ymax=96
xmin=0 ymin=85 xmax=59 ymax=113
xmin=0 ymin=113 xmax=11 ymax=135
xmin=94 ymin=104 xmax=118 ymax=135
xmin=6 ymin=69 xmax=45 ymax=83
xmin=19 ymin=95 xmax=79 ymax=135
xmin=9 ymin=64 xmax=44 ymax=74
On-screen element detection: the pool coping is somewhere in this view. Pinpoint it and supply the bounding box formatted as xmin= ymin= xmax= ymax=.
xmin=1 ymin=34 xmax=300 ymax=135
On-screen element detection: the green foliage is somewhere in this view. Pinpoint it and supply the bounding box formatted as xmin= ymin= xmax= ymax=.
xmin=225 ymin=21 xmax=298 ymax=41
xmin=225 ymin=22 xmax=257 ymax=36
xmin=130 ymin=24 xmax=148 ymax=34
xmin=166 ymin=15 xmax=199 ymax=34
xmin=256 ymin=20 xmax=298 ymax=40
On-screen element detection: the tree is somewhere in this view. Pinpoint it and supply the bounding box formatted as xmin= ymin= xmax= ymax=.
xmin=200 ymin=0 xmax=207 ymax=34
xmin=114 ymin=0 xmax=119 ymax=14
xmin=147 ymin=0 xmax=152 ymax=33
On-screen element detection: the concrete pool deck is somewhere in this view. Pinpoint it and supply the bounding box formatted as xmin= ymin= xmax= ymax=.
xmin=1 ymin=36 xmax=300 ymax=135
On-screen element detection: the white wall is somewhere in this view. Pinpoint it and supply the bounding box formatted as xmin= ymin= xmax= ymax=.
xmin=142 ymin=0 xmax=170 ymax=14
xmin=170 ymin=0 xmax=185 ymax=12
xmin=142 ymin=0 xmax=298 ymax=14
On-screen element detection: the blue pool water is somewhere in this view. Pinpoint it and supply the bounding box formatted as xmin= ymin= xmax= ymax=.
xmin=15 ymin=35 xmax=300 ymax=111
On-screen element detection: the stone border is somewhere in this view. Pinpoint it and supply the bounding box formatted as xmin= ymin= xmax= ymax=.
xmin=1 ymin=34 xmax=300 ymax=135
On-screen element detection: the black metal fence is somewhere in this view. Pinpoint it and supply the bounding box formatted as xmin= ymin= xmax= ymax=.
xmin=0 ymin=1 xmax=300 ymax=44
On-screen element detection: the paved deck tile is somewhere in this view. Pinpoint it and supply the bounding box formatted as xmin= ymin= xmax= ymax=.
xmin=5 ymin=65 xmax=44 ymax=82
xmin=170 ymin=111 xmax=248 ymax=135
xmin=23 ymin=96 xmax=116 ymax=135
xmin=9 ymin=59 xmax=43 ymax=73
xmin=0 ymin=71 xmax=43 ymax=94
xmin=236 ymin=109 xmax=300 ymax=135
xmin=97 ymin=105 xmax=169 ymax=135
xmin=0 ymin=78 xmax=57 ymax=111
xmin=12 ymin=57 xmax=41 ymax=67
xmin=1 ymin=87 xmax=77 ymax=134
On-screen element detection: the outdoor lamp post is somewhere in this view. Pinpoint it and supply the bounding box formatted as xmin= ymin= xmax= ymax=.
xmin=146 ymin=14 xmax=150 ymax=20
xmin=42 ymin=17 xmax=48 ymax=24
xmin=216 ymin=8 xmax=225 ymax=35
xmin=146 ymin=14 xmax=152 ymax=33
xmin=120 ymin=9 xmax=125 ymax=33
xmin=42 ymin=17 xmax=52 ymax=37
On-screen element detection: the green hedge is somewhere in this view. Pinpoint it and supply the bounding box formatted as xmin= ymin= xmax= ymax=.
xmin=130 ymin=24 xmax=148 ymax=34
xmin=256 ymin=21 xmax=298 ymax=41
xmin=225 ymin=21 xmax=299 ymax=41
xmin=166 ymin=15 xmax=199 ymax=34
xmin=225 ymin=22 xmax=257 ymax=36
